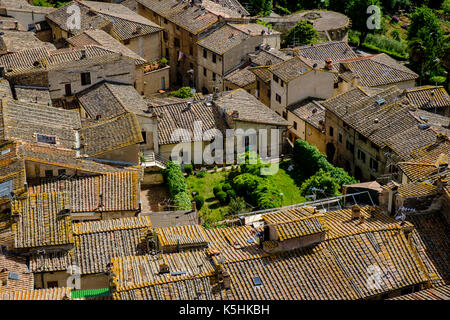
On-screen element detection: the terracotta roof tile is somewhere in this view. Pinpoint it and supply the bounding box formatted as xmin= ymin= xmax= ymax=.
xmin=79 ymin=112 xmax=143 ymax=156
xmin=12 ymin=192 xmax=74 ymax=249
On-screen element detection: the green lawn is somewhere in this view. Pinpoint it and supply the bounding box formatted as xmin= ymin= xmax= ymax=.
xmin=186 ymin=166 xmax=305 ymax=224
xmin=186 ymin=171 xmax=229 ymax=221
xmin=267 ymin=168 xmax=306 ymax=206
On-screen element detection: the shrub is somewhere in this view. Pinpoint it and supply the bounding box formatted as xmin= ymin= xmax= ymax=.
xmin=232 ymin=173 xmax=261 ymax=196
xmin=226 ymin=189 xmax=236 ymax=200
xmin=229 ymin=197 xmax=246 ymax=215
xmin=163 ymin=161 xmax=187 ymax=198
xmin=191 ymin=190 xmax=199 ymax=197
xmin=221 ymin=183 xmax=232 ymax=192
xmin=239 ymin=152 xmax=269 ymax=176
xmin=184 ymin=164 xmax=193 ymax=176
xmin=254 ymin=181 xmax=282 ymax=209
xmin=213 ymin=186 xmax=222 ymax=197
xmin=363 ymin=33 xmax=407 ymax=58
xmin=194 ymin=195 xmax=205 ymax=210
xmin=196 ymin=171 xmax=207 ymax=178
xmin=300 ymin=169 xmax=341 ymax=198
xmin=216 ymin=191 xmax=228 ymax=205
xmin=169 ymin=87 xmax=193 ymax=98
xmin=174 ymin=192 xmax=192 ymax=210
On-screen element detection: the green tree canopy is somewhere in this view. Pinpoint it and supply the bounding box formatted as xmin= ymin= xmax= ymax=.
xmin=282 ymin=20 xmax=319 ymax=47
xmin=407 ymin=6 xmax=445 ymax=84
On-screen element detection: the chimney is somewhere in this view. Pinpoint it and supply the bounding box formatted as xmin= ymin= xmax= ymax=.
xmin=351 ymin=204 xmax=361 ymax=220
xmin=325 ymin=58 xmax=333 ymax=70
xmin=134 ymin=26 xmax=142 ymax=34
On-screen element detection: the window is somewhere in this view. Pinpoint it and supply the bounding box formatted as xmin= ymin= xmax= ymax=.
xmin=165 ymin=48 xmax=169 ymax=58
xmin=164 ymin=18 xmax=168 ymax=24
xmin=163 ymin=31 xmax=168 ymax=41
xmin=141 ymin=131 xmax=147 ymax=144
xmin=329 ymin=126 xmax=334 ymax=136
xmin=293 ymin=121 xmax=297 ymax=130
xmin=57 ymin=169 xmax=66 ymax=177
xmin=282 ymin=111 xmax=287 ymax=119
xmin=275 ymin=94 xmax=281 ymax=103
xmin=45 ymin=170 xmax=53 ymax=178
xmin=273 ymin=75 xmax=279 ymax=83
xmin=346 ymin=141 xmax=354 ymax=153
xmin=65 ymin=83 xmax=72 ymax=96
xmin=252 ymin=277 xmax=262 ymax=287
xmin=212 ymin=53 xmax=217 ymax=63
xmin=343 ymin=121 xmax=350 ymax=130
xmin=174 ymin=37 xmax=180 ymax=48
xmin=203 ymin=67 xmax=207 ymax=77
xmin=81 ymin=72 xmax=91 ymax=86
xmin=37 ymin=134 xmax=56 ymax=145
xmin=357 ymin=150 xmax=366 ymax=163
xmin=123 ymin=39 xmax=130 ymax=45
xmin=339 ymin=133 xmax=343 ymax=143
xmin=370 ymin=158 xmax=379 ymax=172
xmin=212 ymin=72 xmax=216 ymax=81
xmin=280 ymin=80 xmax=284 ymax=87
xmin=189 ymin=46 xmax=193 ymax=56
xmin=256 ymin=81 xmax=260 ymax=90
xmin=47 ymin=281 xmax=58 ymax=288
xmin=358 ymin=134 xmax=367 ymax=143
xmin=189 ymin=63 xmax=194 ymax=70
xmin=203 ymin=49 xmax=207 ymax=59
xmin=267 ymin=89 xmax=271 ymax=98
xmin=176 ymin=25 xmax=180 ymax=30
xmin=334 ymin=82 xmax=339 ymax=88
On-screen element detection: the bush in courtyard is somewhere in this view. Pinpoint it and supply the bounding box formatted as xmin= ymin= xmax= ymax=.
xmin=163 ymin=161 xmax=187 ymax=198
xmin=229 ymin=197 xmax=246 ymax=215
xmin=174 ymin=192 xmax=192 ymax=210
xmin=222 ymin=183 xmax=232 ymax=192
xmin=213 ymin=186 xmax=222 ymax=197
xmin=232 ymin=173 xmax=261 ymax=196
xmin=194 ymin=195 xmax=205 ymax=210
xmin=226 ymin=189 xmax=236 ymax=200
xmin=184 ymin=164 xmax=193 ymax=175
xmin=196 ymin=171 xmax=207 ymax=178
xmin=216 ymin=191 xmax=228 ymax=205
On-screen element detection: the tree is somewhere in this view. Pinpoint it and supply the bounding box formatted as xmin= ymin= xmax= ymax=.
xmin=407 ymin=6 xmax=444 ymax=84
xmin=245 ymin=0 xmax=273 ymax=16
xmin=443 ymin=0 xmax=450 ymax=13
xmin=292 ymin=139 xmax=332 ymax=181
xmin=229 ymin=197 xmax=246 ymax=215
xmin=282 ymin=20 xmax=319 ymax=47
xmin=300 ymin=170 xmax=341 ymax=198
xmin=347 ymin=0 xmax=383 ymax=43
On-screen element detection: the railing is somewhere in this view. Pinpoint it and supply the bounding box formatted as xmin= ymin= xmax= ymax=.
xmin=236 ymin=191 xmax=376 ymax=219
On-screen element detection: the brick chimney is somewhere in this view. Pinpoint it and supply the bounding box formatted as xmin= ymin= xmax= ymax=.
xmin=351 ymin=204 xmax=361 ymax=220
xmin=325 ymin=58 xmax=333 ymax=70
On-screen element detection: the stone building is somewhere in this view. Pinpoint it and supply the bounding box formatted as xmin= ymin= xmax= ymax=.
xmin=135 ymin=0 xmax=248 ymax=88
xmin=46 ymin=0 xmax=163 ymax=63
xmin=196 ymin=23 xmax=279 ymax=93
xmin=320 ymin=85 xmax=449 ymax=182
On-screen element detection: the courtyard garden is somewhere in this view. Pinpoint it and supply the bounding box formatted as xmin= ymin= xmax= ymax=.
xmin=162 ymin=141 xmax=357 ymax=227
